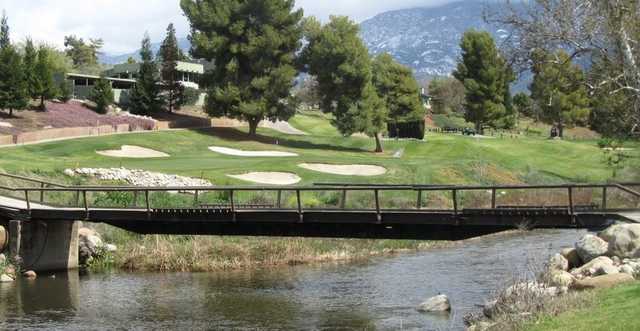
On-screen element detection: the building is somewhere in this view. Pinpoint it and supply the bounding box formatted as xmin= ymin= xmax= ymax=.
xmin=66 ymin=73 xmax=136 ymax=104
xmin=106 ymin=61 xmax=206 ymax=90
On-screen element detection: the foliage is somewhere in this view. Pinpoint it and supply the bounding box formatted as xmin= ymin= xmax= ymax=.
xmin=0 ymin=45 xmax=28 ymax=116
xmin=513 ymin=92 xmax=534 ymax=119
xmin=0 ymin=11 xmax=8 ymax=49
xmin=58 ymin=80 xmax=72 ymax=103
xmin=129 ymin=33 xmax=163 ymax=115
xmin=22 ymin=38 xmax=38 ymax=99
xmin=372 ymin=53 xmax=424 ymax=123
xmin=600 ymin=139 xmax=630 ymax=179
xmin=182 ymin=87 xmax=201 ymax=106
xmin=294 ymin=76 xmax=321 ymax=109
xmin=90 ymin=75 xmax=114 ymax=114
xmin=301 ymin=16 xmax=387 ymax=152
xmin=33 ymin=46 xmax=57 ymax=110
xmin=158 ymin=23 xmax=185 ymax=113
xmin=428 ymin=77 xmax=466 ymax=115
xmin=453 ymin=30 xmax=514 ymax=133
xmin=181 ymin=0 xmax=303 ymax=136
xmin=530 ymin=50 xmax=590 ymax=138
xmin=63 ymin=35 xmax=102 ymax=68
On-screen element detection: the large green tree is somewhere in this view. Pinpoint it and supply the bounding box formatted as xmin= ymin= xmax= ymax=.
xmin=158 ymin=23 xmax=184 ymax=113
xmin=453 ymin=30 xmax=513 ymax=133
xmin=372 ymin=53 xmax=424 ymax=135
xmin=129 ymin=33 xmax=163 ymax=115
xmin=0 ymin=12 xmax=28 ymax=116
xmin=23 ymin=38 xmax=38 ymax=100
xmin=530 ymin=50 xmax=590 ymax=138
xmin=181 ymin=0 xmax=303 ymax=136
xmin=301 ymin=16 xmax=388 ymax=152
xmin=33 ymin=46 xmax=57 ymax=110
xmin=63 ymin=35 xmax=103 ymax=67
xmin=428 ymin=77 xmax=466 ymax=115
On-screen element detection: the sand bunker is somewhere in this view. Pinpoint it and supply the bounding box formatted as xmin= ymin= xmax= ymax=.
xmin=298 ymin=163 xmax=387 ymax=176
xmin=227 ymin=172 xmax=302 ymax=185
xmin=0 ymin=122 xmax=13 ymax=128
xmin=209 ymin=146 xmax=298 ymax=157
xmin=97 ymin=145 xmax=170 ymax=158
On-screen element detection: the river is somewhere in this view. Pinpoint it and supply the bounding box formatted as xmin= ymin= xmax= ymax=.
xmin=0 ymin=229 xmax=587 ymax=330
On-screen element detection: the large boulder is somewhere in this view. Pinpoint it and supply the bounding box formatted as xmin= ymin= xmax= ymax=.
xmin=548 ymin=270 xmax=576 ymax=288
xmin=561 ymin=247 xmax=583 ymax=269
xmin=599 ymin=224 xmax=640 ymax=259
xmin=417 ymin=294 xmax=451 ymax=312
xmin=0 ymin=274 xmax=13 ymax=283
xmin=78 ymin=227 xmax=104 ymax=265
xmin=572 ymin=273 xmax=635 ymax=290
xmin=571 ymin=256 xmax=617 ymax=277
xmin=0 ymin=225 xmax=6 ymax=252
xmin=575 ymin=234 xmax=609 ymax=263
xmin=547 ymin=253 xmax=569 ymax=272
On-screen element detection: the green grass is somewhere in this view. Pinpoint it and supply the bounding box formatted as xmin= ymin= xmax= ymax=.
xmin=524 ymin=282 xmax=640 ymax=331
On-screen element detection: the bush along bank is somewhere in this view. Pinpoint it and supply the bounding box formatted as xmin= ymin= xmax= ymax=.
xmin=465 ymin=223 xmax=640 ymax=331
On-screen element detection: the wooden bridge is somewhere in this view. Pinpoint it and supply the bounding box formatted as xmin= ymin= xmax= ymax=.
xmin=1 ymin=173 xmax=639 ymax=241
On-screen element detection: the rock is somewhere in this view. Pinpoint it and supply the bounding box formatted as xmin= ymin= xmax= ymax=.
xmin=571 ymin=256 xmax=616 ymax=277
xmin=482 ymin=300 xmax=497 ymax=318
xmin=63 ymin=169 xmax=76 ymax=177
xmin=4 ymin=266 xmax=15 ymax=277
xmin=417 ymin=294 xmax=451 ymax=312
xmin=22 ymin=270 xmax=37 ymax=279
xmin=548 ymin=270 xmax=576 ymax=287
xmin=0 ymin=253 xmax=5 ymax=264
xmin=575 ymin=234 xmax=609 ymax=263
xmin=572 ymin=273 xmax=635 ymax=290
xmin=0 ymin=274 xmax=13 ymax=283
xmin=612 ymin=256 xmax=622 ymax=266
xmin=468 ymin=322 xmax=497 ymax=331
xmin=620 ymin=264 xmax=635 ymax=275
xmin=561 ymin=247 xmax=583 ymax=269
xmin=599 ymin=223 xmax=640 ymax=258
xmin=78 ymin=227 xmax=105 ymax=265
xmin=548 ymin=253 xmax=569 ymax=271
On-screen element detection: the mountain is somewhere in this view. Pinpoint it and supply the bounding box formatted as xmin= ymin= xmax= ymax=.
xmin=359 ymin=1 xmax=507 ymax=80
xmin=99 ymin=37 xmax=192 ymax=65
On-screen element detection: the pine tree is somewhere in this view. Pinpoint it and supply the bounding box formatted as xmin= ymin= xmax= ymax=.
xmin=301 ymin=16 xmax=388 ymax=152
xmin=0 ymin=12 xmax=28 ymax=116
xmin=181 ymin=0 xmax=303 ymax=136
xmin=530 ymin=49 xmax=590 ymax=138
xmin=372 ymin=53 xmax=424 ymax=137
xmin=33 ymin=47 xmax=57 ymax=110
xmin=129 ymin=33 xmax=163 ymax=115
xmin=23 ymin=38 xmax=38 ymax=100
xmin=453 ymin=30 xmax=512 ymax=133
xmin=159 ymin=23 xmax=184 ymax=113
xmin=90 ymin=75 xmax=114 ymax=114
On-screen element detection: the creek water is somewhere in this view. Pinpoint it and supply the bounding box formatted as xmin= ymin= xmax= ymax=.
xmin=0 ymin=229 xmax=587 ymax=330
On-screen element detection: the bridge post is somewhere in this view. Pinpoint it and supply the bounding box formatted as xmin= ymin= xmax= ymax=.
xmin=8 ymin=220 xmax=79 ymax=272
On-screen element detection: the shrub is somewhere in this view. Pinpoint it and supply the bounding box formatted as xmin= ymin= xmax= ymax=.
xmin=89 ymin=76 xmax=114 ymax=114
xmin=182 ymin=87 xmax=201 ymax=107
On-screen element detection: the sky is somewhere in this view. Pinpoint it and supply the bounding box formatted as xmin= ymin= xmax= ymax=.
xmin=1 ymin=0 xmax=459 ymax=54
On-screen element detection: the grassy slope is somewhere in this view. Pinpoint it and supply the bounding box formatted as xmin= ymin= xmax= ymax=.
xmin=525 ymin=282 xmax=640 ymax=331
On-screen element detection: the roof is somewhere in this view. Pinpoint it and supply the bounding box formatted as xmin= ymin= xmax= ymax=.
xmin=108 ymin=61 xmax=205 ymax=75
xmin=66 ymin=72 xmax=136 ymax=84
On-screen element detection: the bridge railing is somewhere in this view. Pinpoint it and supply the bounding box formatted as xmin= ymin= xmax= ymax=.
xmin=0 ymin=174 xmax=639 ymax=218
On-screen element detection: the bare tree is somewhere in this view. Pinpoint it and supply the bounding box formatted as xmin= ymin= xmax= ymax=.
xmin=486 ymin=0 xmax=640 ymax=135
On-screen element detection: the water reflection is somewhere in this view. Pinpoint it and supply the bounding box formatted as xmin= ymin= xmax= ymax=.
xmin=0 ymin=229 xmax=587 ymax=330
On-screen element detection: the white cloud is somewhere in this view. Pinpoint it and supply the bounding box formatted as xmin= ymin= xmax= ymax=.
xmin=2 ymin=0 xmax=458 ymax=54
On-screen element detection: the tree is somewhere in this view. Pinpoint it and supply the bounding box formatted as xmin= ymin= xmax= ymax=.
xmin=453 ymin=30 xmax=513 ymax=133
xmin=488 ymin=0 xmax=640 ymax=137
xmin=63 ymin=35 xmax=102 ymax=67
xmin=23 ymin=38 xmax=38 ymax=100
xmin=372 ymin=53 xmax=424 ymax=137
xmin=181 ymin=0 xmax=303 ymax=136
xmin=428 ymin=77 xmax=466 ymax=115
xmin=90 ymin=75 xmax=114 ymax=114
xmin=159 ymin=23 xmax=184 ymax=113
xmin=513 ymin=92 xmax=534 ymax=119
xmin=301 ymin=16 xmax=387 ymax=152
xmin=127 ymin=57 xmax=137 ymax=64
xmin=530 ymin=50 xmax=591 ymax=138
xmin=33 ymin=46 xmax=57 ymax=110
xmin=129 ymin=33 xmax=163 ymax=115
xmin=0 ymin=13 xmax=28 ymax=116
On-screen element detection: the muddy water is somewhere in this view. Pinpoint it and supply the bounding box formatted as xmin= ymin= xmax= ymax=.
xmin=0 ymin=229 xmax=586 ymax=330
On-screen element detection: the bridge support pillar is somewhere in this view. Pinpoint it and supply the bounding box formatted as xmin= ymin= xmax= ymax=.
xmin=9 ymin=220 xmax=79 ymax=272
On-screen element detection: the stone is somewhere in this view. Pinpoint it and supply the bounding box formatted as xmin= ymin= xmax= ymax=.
xmin=0 ymin=253 xmax=5 ymax=264
xmin=548 ymin=253 xmax=569 ymax=271
xmin=612 ymin=256 xmax=622 ymax=266
xmin=620 ymin=264 xmax=635 ymax=275
xmin=417 ymin=294 xmax=451 ymax=312
xmin=22 ymin=270 xmax=37 ymax=279
xmin=575 ymin=234 xmax=609 ymax=263
xmin=0 ymin=274 xmax=13 ymax=283
xmin=482 ymin=300 xmax=497 ymax=318
xmin=599 ymin=223 xmax=640 ymax=259
xmin=571 ymin=256 xmax=615 ymax=277
xmin=572 ymin=273 xmax=635 ymax=290
xmin=468 ymin=322 xmax=497 ymax=331
xmin=548 ymin=270 xmax=576 ymax=288
xmin=63 ymin=169 xmax=76 ymax=177
xmin=4 ymin=266 xmax=15 ymax=277
xmin=78 ymin=227 xmax=105 ymax=265
xmin=561 ymin=247 xmax=583 ymax=269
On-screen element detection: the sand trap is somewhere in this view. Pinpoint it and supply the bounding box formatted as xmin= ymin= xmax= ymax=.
xmin=260 ymin=120 xmax=307 ymax=135
xmin=227 ymin=172 xmax=302 ymax=185
xmin=603 ymin=147 xmax=634 ymax=151
xmin=209 ymin=146 xmax=298 ymax=157
xmin=0 ymin=122 xmax=13 ymax=128
xmin=298 ymin=163 xmax=387 ymax=176
xmin=97 ymin=145 xmax=170 ymax=158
